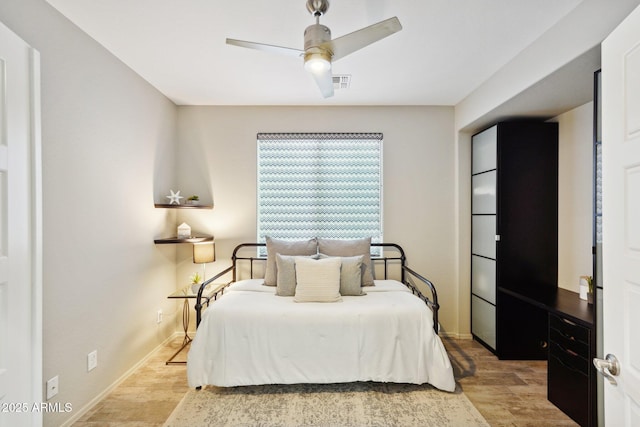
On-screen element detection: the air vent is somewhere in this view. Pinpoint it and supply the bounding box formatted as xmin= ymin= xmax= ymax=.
xmin=333 ymin=74 xmax=351 ymax=90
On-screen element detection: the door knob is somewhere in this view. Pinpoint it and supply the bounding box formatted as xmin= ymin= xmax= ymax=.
xmin=593 ymin=354 xmax=620 ymax=385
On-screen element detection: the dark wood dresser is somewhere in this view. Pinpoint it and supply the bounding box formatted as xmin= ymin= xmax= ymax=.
xmin=547 ymin=289 xmax=596 ymax=427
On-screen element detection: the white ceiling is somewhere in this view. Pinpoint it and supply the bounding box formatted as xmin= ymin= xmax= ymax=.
xmin=44 ymin=0 xmax=583 ymax=106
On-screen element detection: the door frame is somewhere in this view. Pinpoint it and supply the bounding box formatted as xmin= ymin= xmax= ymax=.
xmin=29 ymin=47 xmax=44 ymax=426
xmin=0 ymin=20 xmax=43 ymax=425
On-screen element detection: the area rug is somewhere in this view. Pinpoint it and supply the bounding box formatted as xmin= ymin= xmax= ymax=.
xmin=164 ymin=382 xmax=489 ymax=427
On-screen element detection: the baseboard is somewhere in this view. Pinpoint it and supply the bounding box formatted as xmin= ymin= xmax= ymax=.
xmin=59 ymin=332 xmax=181 ymax=427
xmin=440 ymin=331 xmax=473 ymax=340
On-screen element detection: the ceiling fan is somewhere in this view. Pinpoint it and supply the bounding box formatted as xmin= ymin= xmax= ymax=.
xmin=226 ymin=0 xmax=402 ymax=98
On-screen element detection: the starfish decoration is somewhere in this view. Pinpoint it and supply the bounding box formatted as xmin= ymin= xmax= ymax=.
xmin=166 ymin=190 xmax=183 ymax=205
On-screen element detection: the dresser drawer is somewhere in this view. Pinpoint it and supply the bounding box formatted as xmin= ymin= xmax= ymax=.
xmin=550 ymin=327 xmax=589 ymax=359
xmin=546 ymin=300 xmax=595 ymax=426
xmin=549 ymin=341 xmax=589 ymax=374
xmin=550 ymin=313 xmax=589 ymax=344
xmin=548 ymin=354 xmax=589 ymax=427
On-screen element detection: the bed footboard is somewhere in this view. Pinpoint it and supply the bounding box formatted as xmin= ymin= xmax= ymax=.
xmin=194 ymin=265 xmax=233 ymax=327
xmin=194 ymin=242 xmax=441 ymax=334
xmin=402 ymin=265 xmax=440 ymax=333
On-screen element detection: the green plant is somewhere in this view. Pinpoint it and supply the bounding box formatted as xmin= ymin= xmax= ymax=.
xmin=190 ymin=271 xmax=202 ymax=284
xmin=187 ymin=195 xmax=199 ymax=201
xmin=587 ymin=275 xmax=594 ymax=293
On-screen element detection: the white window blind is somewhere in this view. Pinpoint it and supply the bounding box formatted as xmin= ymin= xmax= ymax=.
xmin=257 ymin=133 xmax=383 ymax=251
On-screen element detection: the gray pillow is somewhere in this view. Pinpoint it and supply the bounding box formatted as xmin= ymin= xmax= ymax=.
xmin=275 ymin=254 xmax=297 ymax=296
xmin=318 ymin=254 xmax=366 ymax=296
xmin=317 ymin=238 xmax=374 ymax=286
xmin=264 ymin=237 xmax=317 ymax=286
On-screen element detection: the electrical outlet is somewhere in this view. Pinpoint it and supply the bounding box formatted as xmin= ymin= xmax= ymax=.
xmin=157 ymin=309 xmax=163 ymax=324
xmin=46 ymin=376 xmax=59 ymax=400
xmin=87 ymin=350 xmax=98 ymax=372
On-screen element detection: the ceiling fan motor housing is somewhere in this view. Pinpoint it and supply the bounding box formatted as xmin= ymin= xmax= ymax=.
xmin=304 ymin=24 xmax=331 ymax=51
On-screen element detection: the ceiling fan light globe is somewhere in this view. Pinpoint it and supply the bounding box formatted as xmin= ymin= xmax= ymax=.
xmin=305 ymin=57 xmax=331 ymax=74
xmin=304 ymin=51 xmax=332 ymax=75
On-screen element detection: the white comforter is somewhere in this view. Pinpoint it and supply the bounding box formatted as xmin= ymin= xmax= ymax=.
xmin=187 ymin=279 xmax=455 ymax=392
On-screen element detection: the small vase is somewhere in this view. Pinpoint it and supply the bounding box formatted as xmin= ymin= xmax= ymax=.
xmin=191 ymin=283 xmax=201 ymax=294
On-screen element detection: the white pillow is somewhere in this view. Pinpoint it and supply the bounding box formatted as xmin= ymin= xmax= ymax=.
xmin=293 ymin=257 xmax=342 ymax=303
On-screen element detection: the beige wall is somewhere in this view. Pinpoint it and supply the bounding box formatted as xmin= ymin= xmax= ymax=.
xmin=552 ymin=102 xmax=595 ymax=292
xmin=0 ymin=1 xmax=179 ymax=425
xmin=174 ymin=106 xmax=462 ymax=335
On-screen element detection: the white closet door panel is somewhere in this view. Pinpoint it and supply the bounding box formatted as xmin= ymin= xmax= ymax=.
xmin=472 ymin=215 xmax=496 ymax=259
xmin=472 ymin=171 xmax=496 ymax=214
xmin=472 ymin=125 xmax=497 ymax=174
xmin=472 ymin=255 xmax=496 ymax=304
xmin=472 ymin=295 xmax=496 ymax=349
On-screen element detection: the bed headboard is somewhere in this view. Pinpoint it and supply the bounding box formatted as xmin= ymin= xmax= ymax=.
xmin=230 ymin=242 xmax=408 ymax=282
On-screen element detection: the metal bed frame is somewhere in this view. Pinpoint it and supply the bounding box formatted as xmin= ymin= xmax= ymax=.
xmin=193 ymin=242 xmax=440 ymax=333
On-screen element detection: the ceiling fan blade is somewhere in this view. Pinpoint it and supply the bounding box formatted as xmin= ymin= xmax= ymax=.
xmin=226 ymin=38 xmax=303 ymax=58
xmin=324 ymin=16 xmax=402 ymax=61
xmin=308 ymin=67 xmax=335 ymax=98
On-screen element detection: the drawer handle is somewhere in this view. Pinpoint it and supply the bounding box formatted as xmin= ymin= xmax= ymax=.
xmin=552 ymin=342 xmax=584 ymax=359
xmin=560 ymin=317 xmax=577 ymax=327
xmin=559 ymin=330 xmax=576 ymax=341
xmin=565 ymin=348 xmax=578 ymax=357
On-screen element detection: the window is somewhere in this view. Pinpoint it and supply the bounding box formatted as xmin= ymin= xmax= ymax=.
xmin=257 ymin=133 xmax=383 ymax=253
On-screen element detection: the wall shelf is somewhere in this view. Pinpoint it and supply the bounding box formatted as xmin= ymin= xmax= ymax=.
xmin=154 ymin=235 xmax=213 ymax=244
xmin=154 ymin=203 xmax=212 ymax=209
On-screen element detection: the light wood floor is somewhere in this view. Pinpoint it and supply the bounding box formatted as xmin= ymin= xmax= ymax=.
xmin=73 ymin=336 xmax=578 ymax=426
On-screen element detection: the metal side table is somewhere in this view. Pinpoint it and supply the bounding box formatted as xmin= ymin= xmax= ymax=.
xmin=166 ymin=282 xmax=227 ymax=365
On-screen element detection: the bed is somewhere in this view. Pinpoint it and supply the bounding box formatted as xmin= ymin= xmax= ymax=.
xmin=187 ymin=240 xmax=455 ymax=392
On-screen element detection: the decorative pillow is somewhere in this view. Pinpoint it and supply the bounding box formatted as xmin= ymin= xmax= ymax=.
xmin=317 ymin=254 xmax=366 ymax=296
xmin=275 ymin=253 xmax=317 ymax=296
xmin=275 ymin=254 xmax=297 ymax=296
xmin=317 ymin=237 xmax=374 ymax=286
xmin=264 ymin=237 xmax=317 ymax=286
xmin=293 ymin=257 xmax=342 ymax=303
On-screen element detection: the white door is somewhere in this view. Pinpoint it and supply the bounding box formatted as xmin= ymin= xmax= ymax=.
xmin=0 ymin=21 xmax=43 ymax=427
xmin=599 ymin=3 xmax=640 ymax=425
